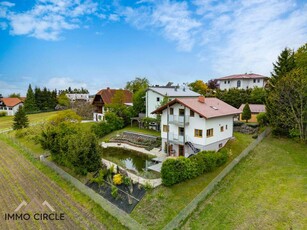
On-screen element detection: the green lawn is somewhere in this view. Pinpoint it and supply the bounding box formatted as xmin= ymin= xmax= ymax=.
xmin=131 ymin=132 xmax=254 ymax=229
xmin=182 ymin=136 xmax=307 ymax=229
xmin=0 ymin=111 xmax=59 ymax=130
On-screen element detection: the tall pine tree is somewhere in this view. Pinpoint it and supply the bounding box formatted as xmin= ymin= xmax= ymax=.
xmin=24 ymin=84 xmax=38 ymax=113
xmin=269 ymin=48 xmax=296 ymax=87
xmin=242 ymin=103 xmax=251 ymax=123
xmin=13 ymin=106 xmax=29 ymax=130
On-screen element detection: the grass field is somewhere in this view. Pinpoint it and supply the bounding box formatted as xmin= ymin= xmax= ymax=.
xmin=0 ymin=111 xmax=59 ymax=131
xmin=0 ymin=136 xmax=126 ymax=230
xmin=131 ymin=132 xmax=254 ymax=229
xmin=181 ymin=136 xmax=307 ymax=229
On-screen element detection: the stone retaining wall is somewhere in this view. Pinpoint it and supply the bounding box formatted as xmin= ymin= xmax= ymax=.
xmin=102 ymin=159 xmax=162 ymax=188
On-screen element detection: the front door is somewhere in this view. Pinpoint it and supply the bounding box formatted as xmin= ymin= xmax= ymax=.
xmin=179 ymin=145 xmax=184 ymax=156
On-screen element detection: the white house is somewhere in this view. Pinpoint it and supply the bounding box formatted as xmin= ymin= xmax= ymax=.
xmin=0 ymin=97 xmax=23 ymax=116
xmin=66 ymin=94 xmax=90 ymax=102
xmin=92 ymin=88 xmax=133 ymax=121
xmin=152 ymin=96 xmax=240 ymax=157
xmin=146 ymin=85 xmax=199 ymax=118
xmin=217 ymin=73 xmax=269 ymax=90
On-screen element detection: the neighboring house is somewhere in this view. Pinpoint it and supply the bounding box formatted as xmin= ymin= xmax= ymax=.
xmin=239 ymin=104 xmax=266 ymax=123
xmin=66 ymin=94 xmax=90 ymax=102
xmin=152 ymin=96 xmax=240 ymax=157
xmin=0 ymin=97 xmax=23 ymax=116
xmin=216 ymin=73 xmax=269 ymax=90
xmin=92 ymin=87 xmax=133 ymax=121
xmin=146 ymin=85 xmax=199 ymax=118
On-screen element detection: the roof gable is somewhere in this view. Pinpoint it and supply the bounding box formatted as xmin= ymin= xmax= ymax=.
xmin=239 ymin=104 xmax=266 ymax=113
xmin=0 ymin=98 xmax=23 ymax=107
xmin=217 ymin=73 xmax=268 ymax=80
xmin=95 ymin=88 xmax=133 ymax=104
xmin=152 ymin=97 xmax=240 ymax=119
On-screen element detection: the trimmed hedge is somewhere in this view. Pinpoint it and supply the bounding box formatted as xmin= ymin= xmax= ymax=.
xmin=161 ymin=149 xmax=228 ymax=186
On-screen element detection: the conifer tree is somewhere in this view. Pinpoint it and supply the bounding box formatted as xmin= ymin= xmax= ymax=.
xmin=24 ymin=84 xmax=38 ymax=112
xmin=13 ymin=106 xmax=29 ymax=130
xmin=242 ymin=103 xmax=251 ymax=123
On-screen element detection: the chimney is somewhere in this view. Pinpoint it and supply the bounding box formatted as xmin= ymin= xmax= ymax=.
xmin=107 ymin=87 xmax=110 ymax=92
xmin=198 ymin=95 xmax=205 ymax=103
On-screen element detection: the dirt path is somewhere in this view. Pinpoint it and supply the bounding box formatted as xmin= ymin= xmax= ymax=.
xmin=0 ymin=139 xmax=106 ymax=230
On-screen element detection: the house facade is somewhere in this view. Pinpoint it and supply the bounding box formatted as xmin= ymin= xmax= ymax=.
xmin=146 ymin=85 xmax=199 ymax=118
xmin=66 ymin=94 xmax=90 ymax=102
xmin=0 ymin=97 xmax=23 ymax=116
xmin=217 ymin=73 xmax=268 ymax=90
xmin=239 ymin=104 xmax=266 ymax=123
xmin=152 ymin=96 xmax=240 ymax=157
xmin=92 ymin=87 xmax=133 ymax=121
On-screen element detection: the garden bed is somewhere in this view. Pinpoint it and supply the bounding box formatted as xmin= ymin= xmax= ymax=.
xmin=86 ymin=171 xmax=146 ymax=213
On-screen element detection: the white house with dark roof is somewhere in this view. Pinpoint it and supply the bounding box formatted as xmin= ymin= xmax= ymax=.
xmin=146 ymin=85 xmax=199 ymax=118
xmin=152 ymin=96 xmax=240 ymax=157
xmin=217 ymin=73 xmax=269 ymax=90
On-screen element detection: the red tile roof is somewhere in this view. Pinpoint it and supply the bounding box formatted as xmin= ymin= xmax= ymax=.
xmin=239 ymin=104 xmax=266 ymax=113
xmin=95 ymin=88 xmax=133 ymax=104
xmin=217 ymin=73 xmax=268 ymax=80
xmin=152 ymin=97 xmax=240 ymax=119
xmin=0 ymin=98 xmax=23 ymax=107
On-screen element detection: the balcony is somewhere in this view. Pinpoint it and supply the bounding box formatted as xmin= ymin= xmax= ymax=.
xmin=168 ymin=132 xmax=185 ymax=144
xmin=169 ymin=115 xmax=189 ymax=126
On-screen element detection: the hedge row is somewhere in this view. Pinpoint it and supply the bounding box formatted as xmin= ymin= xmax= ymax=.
xmin=161 ymin=150 xmax=228 ymax=186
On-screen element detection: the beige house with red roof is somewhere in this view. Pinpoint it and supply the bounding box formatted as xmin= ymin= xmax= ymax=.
xmin=152 ymin=96 xmax=240 ymax=157
xmin=0 ymin=97 xmax=23 ymax=116
xmin=217 ymin=73 xmax=269 ymax=90
xmin=92 ymin=87 xmax=133 ymax=121
xmin=239 ymin=104 xmax=266 ymax=123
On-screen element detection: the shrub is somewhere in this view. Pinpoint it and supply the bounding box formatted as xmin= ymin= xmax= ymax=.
xmin=161 ymin=150 xmax=229 ymax=186
xmin=257 ymin=112 xmax=268 ymax=127
xmin=0 ymin=111 xmax=7 ymax=117
xmin=113 ymin=174 xmax=123 ymax=185
xmin=111 ymin=185 xmax=118 ymax=199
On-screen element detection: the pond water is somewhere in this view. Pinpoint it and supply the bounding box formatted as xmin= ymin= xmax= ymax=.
xmin=100 ymin=147 xmax=156 ymax=174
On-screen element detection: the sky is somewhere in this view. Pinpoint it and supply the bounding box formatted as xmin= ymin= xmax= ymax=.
xmin=0 ymin=0 xmax=306 ymax=96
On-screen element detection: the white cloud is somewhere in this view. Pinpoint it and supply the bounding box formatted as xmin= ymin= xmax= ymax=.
xmin=1 ymin=0 xmax=98 ymax=40
xmin=109 ymin=13 xmax=120 ymax=21
xmin=193 ymin=0 xmax=307 ymax=75
xmin=46 ymin=77 xmax=88 ymax=90
xmin=122 ymin=1 xmax=201 ymax=51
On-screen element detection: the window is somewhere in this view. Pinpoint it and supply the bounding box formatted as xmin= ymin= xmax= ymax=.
xmin=194 ymin=129 xmax=203 ymax=138
xmin=237 ymin=80 xmax=241 ymax=88
xmin=206 ymin=128 xmax=214 ymax=137
xmin=219 ymin=143 xmax=223 ymax=148
xmin=163 ymin=125 xmax=169 ymax=132
xmin=190 ymin=110 xmax=194 ymax=117
xmin=9 ymin=108 xmax=12 ymax=110
xmin=226 ymin=125 xmax=228 ymax=130
xmin=157 ymin=97 xmax=160 ymax=102
xmin=224 ymin=81 xmax=227 ymax=84
xmin=170 ymin=108 xmax=174 ymax=115
xmin=220 ymin=126 xmax=224 ymax=132
xmin=179 ymin=127 xmax=184 ymax=136
xmin=257 ymin=79 xmax=260 ymax=83
xmin=179 ymin=109 xmax=184 ymax=116
xmin=253 ymin=79 xmax=256 ymax=83
xmin=228 ymin=80 xmax=230 ymax=84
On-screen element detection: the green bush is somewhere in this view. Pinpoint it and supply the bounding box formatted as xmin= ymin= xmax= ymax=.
xmin=161 ymin=150 xmax=229 ymax=186
xmin=91 ymin=112 xmax=124 ymax=138
xmin=257 ymin=112 xmax=268 ymax=127
xmin=0 ymin=111 xmax=7 ymax=117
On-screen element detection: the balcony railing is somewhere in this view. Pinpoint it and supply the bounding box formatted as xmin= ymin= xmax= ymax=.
xmin=169 ymin=115 xmax=189 ymax=125
xmin=168 ymin=132 xmax=185 ymax=144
